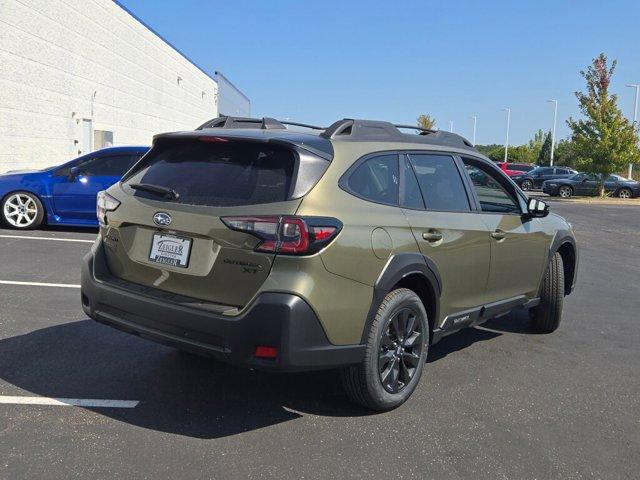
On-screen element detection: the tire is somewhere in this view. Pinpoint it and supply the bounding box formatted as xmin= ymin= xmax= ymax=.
xmin=558 ymin=185 xmax=573 ymax=198
xmin=531 ymin=252 xmax=564 ymax=333
xmin=1 ymin=191 xmax=45 ymax=229
xmin=340 ymin=288 xmax=429 ymax=411
xmin=521 ymin=179 xmax=533 ymax=191
xmin=618 ymin=188 xmax=632 ymax=199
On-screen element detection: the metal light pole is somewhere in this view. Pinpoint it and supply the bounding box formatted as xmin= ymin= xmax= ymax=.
xmin=547 ymin=99 xmax=558 ymax=166
xmin=626 ymin=84 xmax=639 ymax=179
xmin=503 ymin=108 xmax=511 ymax=161
xmin=471 ymin=115 xmax=477 ymax=146
xmin=449 ymin=120 xmax=454 ymax=133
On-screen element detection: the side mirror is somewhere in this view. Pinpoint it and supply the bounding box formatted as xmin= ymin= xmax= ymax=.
xmin=68 ymin=166 xmax=79 ymax=181
xmin=68 ymin=166 xmax=87 ymax=181
xmin=526 ymin=198 xmax=549 ymax=218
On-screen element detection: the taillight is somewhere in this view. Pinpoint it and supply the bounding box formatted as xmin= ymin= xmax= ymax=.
xmin=96 ymin=191 xmax=120 ymax=227
xmin=221 ymin=216 xmax=342 ymax=255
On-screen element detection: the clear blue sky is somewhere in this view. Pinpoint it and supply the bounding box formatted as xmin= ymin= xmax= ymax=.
xmin=120 ymin=0 xmax=640 ymax=145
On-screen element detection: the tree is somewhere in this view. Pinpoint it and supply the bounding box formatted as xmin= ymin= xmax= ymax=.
xmin=507 ymin=145 xmax=535 ymax=163
xmin=567 ymin=53 xmax=640 ymax=195
xmin=528 ymin=129 xmax=545 ymax=153
xmin=475 ymin=144 xmax=504 ymax=162
xmin=554 ymin=138 xmax=579 ymax=169
xmin=417 ymin=114 xmax=436 ymax=130
xmin=537 ymin=131 xmax=553 ymax=166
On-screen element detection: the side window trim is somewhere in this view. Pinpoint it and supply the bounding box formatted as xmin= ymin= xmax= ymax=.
xmin=452 ymin=154 xmax=482 ymax=212
xmin=338 ymin=151 xmax=401 ymax=207
xmin=459 ymin=155 xmax=527 ymax=215
xmin=399 ymin=154 xmax=423 ymax=210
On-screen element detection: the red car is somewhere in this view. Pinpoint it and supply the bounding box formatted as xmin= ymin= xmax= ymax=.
xmin=497 ymin=162 xmax=536 ymax=177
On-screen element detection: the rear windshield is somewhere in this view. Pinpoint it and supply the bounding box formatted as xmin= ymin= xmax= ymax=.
xmin=123 ymin=139 xmax=297 ymax=207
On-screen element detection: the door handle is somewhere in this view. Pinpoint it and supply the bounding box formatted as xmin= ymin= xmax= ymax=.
xmin=422 ymin=231 xmax=443 ymax=242
xmin=490 ymin=229 xmax=506 ymax=240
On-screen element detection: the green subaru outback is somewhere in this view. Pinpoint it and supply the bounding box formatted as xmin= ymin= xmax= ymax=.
xmin=81 ymin=117 xmax=578 ymax=411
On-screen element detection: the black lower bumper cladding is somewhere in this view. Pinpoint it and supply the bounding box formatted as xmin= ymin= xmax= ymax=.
xmin=81 ymin=243 xmax=364 ymax=372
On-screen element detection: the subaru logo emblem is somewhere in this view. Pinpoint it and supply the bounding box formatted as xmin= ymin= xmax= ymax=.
xmin=153 ymin=212 xmax=172 ymax=227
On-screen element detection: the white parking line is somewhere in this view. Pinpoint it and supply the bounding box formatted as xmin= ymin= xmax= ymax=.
xmin=0 ymin=234 xmax=94 ymax=243
xmin=0 ymin=396 xmax=138 ymax=408
xmin=0 ymin=280 xmax=80 ymax=288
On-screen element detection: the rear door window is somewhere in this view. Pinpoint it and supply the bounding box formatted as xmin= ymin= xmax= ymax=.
xmin=124 ymin=140 xmax=298 ymax=207
xmin=406 ymin=154 xmax=470 ymax=212
xmin=346 ymin=154 xmax=399 ymax=205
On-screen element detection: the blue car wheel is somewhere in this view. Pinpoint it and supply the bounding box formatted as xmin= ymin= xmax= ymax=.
xmin=521 ymin=179 xmax=533 ymax=191
xmin=1 ymin=191 xmax=45 ymax=229
xmin=618 ymin=188 xmax=632 ymax=199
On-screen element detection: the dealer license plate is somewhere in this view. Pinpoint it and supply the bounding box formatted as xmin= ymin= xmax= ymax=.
xmin=149 ymin=233 xmax=192 ymax=268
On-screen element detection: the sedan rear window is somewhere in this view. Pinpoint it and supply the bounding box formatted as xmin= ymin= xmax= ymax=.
xmin=124 ymin=139 xmax=297 ymax=207
xmin=512 ymin=164 xmax=534 ymax=172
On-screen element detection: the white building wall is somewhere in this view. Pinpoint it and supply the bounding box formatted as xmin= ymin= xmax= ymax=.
xmin=0 ymin=0 xmax=220 ymax=171
xmin=215 ymin=71 xmax=250 ymax=117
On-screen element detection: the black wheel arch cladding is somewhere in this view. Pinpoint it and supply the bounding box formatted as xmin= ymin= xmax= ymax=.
xmin=360 ymin=253 xmax=441 ymax=344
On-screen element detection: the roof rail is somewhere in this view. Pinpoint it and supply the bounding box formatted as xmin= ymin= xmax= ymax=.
xmin=320 ymin=119 xmax=474 ymax=150
xmin=321 ymin=119 xmax=438 ymax=139
xmin=280 ymin=120 xmax=324 ymax=130
xmin=394 ymin=124 xmax=437 ymax=135
xmin=196 ymin=116 xmax=286 ymax=130
xmin=195 ymin=116 xmax=475 ymax=150
xmin=321 ymin=119 xmax=408 ymax=139
xmin=197 ymin=116 xmax=324 ymax=131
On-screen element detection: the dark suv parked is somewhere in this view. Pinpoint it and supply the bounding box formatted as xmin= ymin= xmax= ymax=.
xmin=81 ymin=116 xmax=578 ymax=411
xmin=512 ymin=166 xmax=577 ymax=191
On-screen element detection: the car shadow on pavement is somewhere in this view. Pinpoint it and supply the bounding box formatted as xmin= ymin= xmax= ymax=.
xmin=0 ymin=309 xmax=536 ymax=438
xmin=0 ymin=320 xmax=364 ymax=439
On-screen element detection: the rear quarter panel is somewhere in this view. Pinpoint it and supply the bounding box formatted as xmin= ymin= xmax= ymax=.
xmin=297 ymin=142 xmax=419 ymax=287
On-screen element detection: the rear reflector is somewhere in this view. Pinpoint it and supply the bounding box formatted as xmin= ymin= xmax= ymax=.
xmin=221 ymin=216 xmax=342 ymax=255
xmin=311 ymin=226 xmax=337 ymax=242
xmin=255 ymin=346 xmax=278 ymax=359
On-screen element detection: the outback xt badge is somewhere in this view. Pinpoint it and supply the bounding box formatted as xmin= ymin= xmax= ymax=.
xmin=82 ymin=116 xmax=578 ymax=411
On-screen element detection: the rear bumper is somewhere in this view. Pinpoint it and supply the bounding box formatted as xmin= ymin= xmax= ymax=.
xmin=80 ymin=243 xmax=365 ymax=371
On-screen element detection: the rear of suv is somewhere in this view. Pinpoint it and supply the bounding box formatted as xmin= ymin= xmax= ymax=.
xmin=81 ymin=117 xmax=578 ymax=411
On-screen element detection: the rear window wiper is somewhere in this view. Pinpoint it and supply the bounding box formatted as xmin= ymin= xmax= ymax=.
xmin=129 ymin=183 xmax=180 ymax=200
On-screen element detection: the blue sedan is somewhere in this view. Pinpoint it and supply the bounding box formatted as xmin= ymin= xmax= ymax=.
xmin=0 ymin=146 xmax=149 ymax=229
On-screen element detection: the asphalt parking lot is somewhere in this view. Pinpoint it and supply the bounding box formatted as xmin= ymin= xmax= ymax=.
xmin=0 ymin=202 xmax=638 ymax=479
